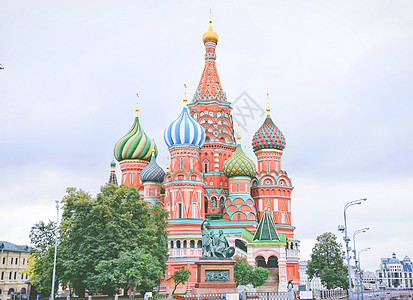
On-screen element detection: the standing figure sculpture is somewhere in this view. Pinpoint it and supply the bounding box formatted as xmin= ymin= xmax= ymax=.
xmin=201 ymin=220 xmax=235 ymax=258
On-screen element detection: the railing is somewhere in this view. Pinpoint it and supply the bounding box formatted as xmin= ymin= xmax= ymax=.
xmin=316 ymin=289 xmax=347 ymax=299
xmin=245 ymin=292 xmax=287 ymax=300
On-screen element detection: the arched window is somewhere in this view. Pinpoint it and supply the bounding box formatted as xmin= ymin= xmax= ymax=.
xmin=177 ymin=241 xmax=181 ymax=249
xmin=170 ymin=241 xmax=174 ymax=249
xmin=178 ymin=203 xmax=182 ymax=218
xmin=130 ymin=173 xmax=133 ymax=184
xmin=183 ymin=241 xmax=187 ymax=248
xmin=267 ymin=161 xmax=270 ymax=172
xmin=204 ymin=163 xmax=208 ymax=173
xmin=204 ymin=197 xmax=208 ymax=213
xmin=211 ymin=196 xmax=217 ymax=208
xmin=237 ymin=213 xmax=241 ymax=221
xmin=180 ymin=157 xmax=183 ymax=170
xmin=197 ymin=240 xmax=202 ymax=248
xmin=220 ymin=197 xmax=225 ymax=208
xmin=190 ymin=240 xmax=195 ymax=248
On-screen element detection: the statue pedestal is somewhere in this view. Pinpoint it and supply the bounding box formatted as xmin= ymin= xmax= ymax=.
xmin=192 ymin=258 xmax=238 ymax=295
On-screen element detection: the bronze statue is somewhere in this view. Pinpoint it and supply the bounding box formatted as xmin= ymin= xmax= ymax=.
xmin=201 ymin=220 xmax=235 ymax=258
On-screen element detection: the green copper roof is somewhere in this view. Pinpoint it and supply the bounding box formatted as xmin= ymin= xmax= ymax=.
xmin=253 ymin=211 xmax=280 ymax=241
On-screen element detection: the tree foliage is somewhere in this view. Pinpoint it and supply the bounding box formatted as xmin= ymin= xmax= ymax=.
xmin=171 ymin=266 xmax=191 ymax=294
xmin=28 ymin=184 xmax=169 ymax=297
xmin=96 ymin=247 xmax=164 ymax=299
xmin=234 ymin=256 xmax=269 ymax=287
xmin=26 ymin=221 xmax=61 ymax=294
xmin=307 ymin=232 xmax=349 ymax=290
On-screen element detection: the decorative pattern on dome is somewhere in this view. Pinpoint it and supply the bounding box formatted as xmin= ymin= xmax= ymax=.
xmin=223 ymin=144 xmax=256 ymax=178
xmin=140 ymin=153 xmax=165 ymax=183
xmin=164 ymin=107 xmax=205 ymax=148
xmin=114 ymin=116 xmax=157 ymax=162
xmin=252 ymin=115 xmax=286 ymax=152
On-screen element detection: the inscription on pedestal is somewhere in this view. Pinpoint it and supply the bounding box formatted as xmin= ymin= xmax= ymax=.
xmin=205 ymin=270 xmax=230 ymax=281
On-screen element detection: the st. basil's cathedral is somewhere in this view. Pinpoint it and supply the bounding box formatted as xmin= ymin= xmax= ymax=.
xmin=110 ymin=21 xmax=300 ymax=293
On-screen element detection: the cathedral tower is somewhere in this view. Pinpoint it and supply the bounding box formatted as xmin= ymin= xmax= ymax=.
xmin=187 ymin=21 xmax=236 ymax=218
xmin=140 ymin=148 xmax=166 ymax=207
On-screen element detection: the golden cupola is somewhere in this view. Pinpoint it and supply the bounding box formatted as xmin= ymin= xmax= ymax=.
xmin=202 ymin=20 xmax=219 ymax=44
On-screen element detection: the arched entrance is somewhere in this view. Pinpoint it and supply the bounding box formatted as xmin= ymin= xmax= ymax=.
xmin=255 ymin=255 xmax=280 ymax=292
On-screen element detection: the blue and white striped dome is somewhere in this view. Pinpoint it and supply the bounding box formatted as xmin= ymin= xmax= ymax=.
xmin=164 ymin=107 xmax=205 ymax=148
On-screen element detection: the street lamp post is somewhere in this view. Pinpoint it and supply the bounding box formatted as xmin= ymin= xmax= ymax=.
xmin=358 ymin=247 xmax=371 ymax=300
xmin=343 ymin=198 xmax=367 ymax=300
xmin=352 ymin=228 xmax=369 ymax=300
xmin=50 ymin=200 xmax=59 ymax=300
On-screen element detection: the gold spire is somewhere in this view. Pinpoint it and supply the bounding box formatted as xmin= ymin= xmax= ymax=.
xmin=183 ymin=84 xmax=188 ymax=107
xmin=151 ymin=139 xmax=156 ymax=156
xmin=135 ymin=92 xmax=139 ymax=117
xmin=237 ymin=123 xmax=241 ymax=144
xmin=202 ymin=19 xmax=219 ymax=44
xmin=266 ymin=92 xmax=270 ymax=116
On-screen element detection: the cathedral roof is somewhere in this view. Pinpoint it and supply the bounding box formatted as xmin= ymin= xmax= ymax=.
xmin=164 ymin=93 xmax=206 ymax=148
xmin=192 ymin=20 xmax=226 ymax=103
xmin=140 ymin=151 xmax=165 ymax=183
xmin=114 ymin=94 xmax=157 ymax=162
xmin=223 ymin=138 xmax=256 ymax=178
xmin=252 ymin=103 xmax=285 ymax=152
xmin=253 ymin=210 xmax=280 ymax=241
xmin=203 ymin=20 xmax=219 ymax=44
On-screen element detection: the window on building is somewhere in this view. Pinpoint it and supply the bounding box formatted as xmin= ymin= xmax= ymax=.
xmin=183 ymin=241 xmax=187 ymax=248
xmin=21 ymin=274 xmax=23 ymax=280
xmin=2 ymin=257 xmax=4 ymax=264
xmin=236 ymin=183 xmax=239 ymax=192
xmin=267 ymin=161 xmax=270 ymax=172
xmin=190 ymin=240 xmax=195 ymax=248
xmin=149 ymin=188 xmax=151 ymax=197
xmin=204 ymin=197 xmax=208 ymax=213
xmin=178 ymin=203 xmax=182 ymax=218
xmin=180 ymin=157 xmax=183 ymax=170
xmin=14 ymin=272 xmax=17 ymax=280
xmin=211 ymin=196 xmax=217 ymax=208
xmin=176 ymin=241 xmax=181 ymax=249
xmin=220 ymin=197 xmax=225 ymax=208
xmin=10 ymin=258 xmax=13 ymax=264
xmin=204 ymin=163 xmax=208 ymax=173
xmin=197 ymin=240 xmax=202 ymax=248
xmin=1 ymin=272 xmax=4 ymax=280
xmin=9 ymin=272 xmax=12 ymax=280
xmin=23 ymin=258 xmax=25 ymax=265
xmin=130 ymin=173 xmax=133 ymax=184
xmin=237 ymin=213 xmax=240 ymax=221
xmin=15 ymin=258 xmax=18 ymax=265
xmin=170 ymin=241 xmax=174 ymax=249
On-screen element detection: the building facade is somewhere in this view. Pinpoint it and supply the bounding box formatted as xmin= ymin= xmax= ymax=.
xmin=299 ymin=261 xmax=325 ymax=291
xmin=112 ymin=20 xmax=300 ymax=293
xmin=377 ymin=253 xmax=412 ymax=288
xmin=0 ymin=242 xmax=30 ymax=300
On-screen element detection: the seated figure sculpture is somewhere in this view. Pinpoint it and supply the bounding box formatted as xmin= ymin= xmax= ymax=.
xmin=201 ymin=220 xmax=235 ymax=258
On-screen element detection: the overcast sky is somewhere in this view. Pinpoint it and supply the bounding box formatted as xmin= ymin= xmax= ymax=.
xmin=1 ymin=0 xmax=412 ymax=272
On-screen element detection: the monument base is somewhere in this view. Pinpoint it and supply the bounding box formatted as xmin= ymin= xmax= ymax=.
xmin=192 ymin=258 xmax=238 ymax=295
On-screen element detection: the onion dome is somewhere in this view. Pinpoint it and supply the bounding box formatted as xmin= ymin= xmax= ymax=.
xmin=223 ymin=137 xmax=256 ymax=178
xmin=252 ymin=97 xmax=286 ymax=151
xmin=110 ymin=159 xmax=116 ymax=167
xmin=114 ymin=94 xmax=157 ymax=162
xmin=140 ymin=150 xmax=165 ymax=183
xmin=164 ymin=86 xmax=206 ymax=148
xmin=203 ymin=20 xmax=219 ymax=44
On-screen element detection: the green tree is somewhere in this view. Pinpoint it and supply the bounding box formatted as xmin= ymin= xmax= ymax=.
xmin=96 ymin=248 xmax=164 ymax=299
xmin=26 ymin=220 xmax=61 ymax=295
xmin=28 ymin=184 xmax=169 ymax=297
xmin=307 ymin=232 xmax=349 ymax=290
xmin=250 ymin=267 xmax=269 ymax=288
xmin=171 ymin=266 xmax=191 ymax=294
xmin=234 ymin=256 xmax=269 ymax=287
